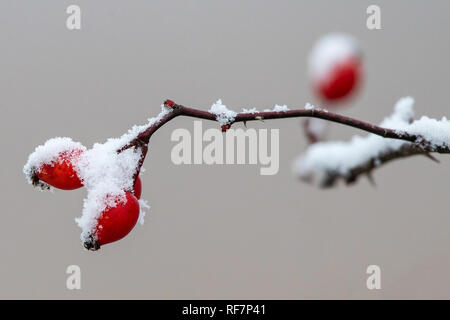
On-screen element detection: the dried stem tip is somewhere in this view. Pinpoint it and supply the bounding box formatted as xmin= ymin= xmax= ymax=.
xmin=83 ymin=235 xmax=101 ymax=251
xmin=164 ymin=99 xmax=175 ymax=108
xmin=221 ymin=124 xmax=232 ymax=132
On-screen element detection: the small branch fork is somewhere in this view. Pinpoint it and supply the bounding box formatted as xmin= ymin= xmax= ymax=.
xmin=119 ymin=100 xmax=450 ymax=186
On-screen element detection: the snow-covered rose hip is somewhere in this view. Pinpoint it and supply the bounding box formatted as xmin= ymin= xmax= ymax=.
xmin=309 ymin=33 xmax=363 ymax=103
xmin=84 ymin=191 xmax=140 ymax=250
xmin=23 ymin=137 xmax=86 ymax=190
xmin=35 ymin=148 xmax=84 ymax=190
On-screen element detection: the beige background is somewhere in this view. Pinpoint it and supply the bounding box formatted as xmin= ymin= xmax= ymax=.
xmin=0 ymin=0 xmax=449 ymax=299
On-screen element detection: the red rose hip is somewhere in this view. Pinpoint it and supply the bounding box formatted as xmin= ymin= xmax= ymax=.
xmin=316 ymin=56 xmax=362 ymax=102
xmin=94 ymin=191 xmax=140 ymax=247
xmin=36 ymin=149 xmax=84 ymax=190
xmin=309 ymin=33 xmax=363 ymax=104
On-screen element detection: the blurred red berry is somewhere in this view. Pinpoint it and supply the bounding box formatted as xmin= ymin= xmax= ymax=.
xmin=315 ymin=56 xmax=362 ymax=102
xmin=309 ymin=33 xmax=363 ymax=104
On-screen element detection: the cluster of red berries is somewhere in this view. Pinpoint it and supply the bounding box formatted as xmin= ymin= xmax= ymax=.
xmin=34 ymin=149 xmax=143 ymax=249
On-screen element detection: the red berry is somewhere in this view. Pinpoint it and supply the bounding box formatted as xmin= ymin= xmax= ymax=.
xmin=133 ymin=176 xmax=142 ymax=199
xmin=316 ymin=57 xmax=362 ymax=102
xmin=309 ymin=33 xmax=363 ymax=105
xmin=95 ymin=191 xmax=140 ymax=246
xmin=36 ymin=149 xmax=84 ymax=190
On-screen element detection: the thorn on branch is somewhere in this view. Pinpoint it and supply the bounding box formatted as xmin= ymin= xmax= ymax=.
xmin=366 ymin=171 xmax=376 ymax=186
xmin=423 ymin=153 xmax=440 ymax=163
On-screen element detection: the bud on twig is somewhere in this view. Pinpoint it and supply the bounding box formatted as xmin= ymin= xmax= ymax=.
xmin=164 ymin=99 xmax=175 ymax=108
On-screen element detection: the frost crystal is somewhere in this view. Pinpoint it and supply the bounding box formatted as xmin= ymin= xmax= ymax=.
xmin=304 ymin=103 xmax=327 ymax=112
xmin=262 ymin=104 xmax=290 ymax=112
xmin=209 ymin=99 xmax=237 ymax=126
xmin=273 ymin=104 xmax=289 ymax=112
xmin=242 ymin=107 xmax=258 ymax=114
xmin=304 ymin=103 xmax=315 ymax=110
xmin=138 ymin=199 xmax=150 ymax=225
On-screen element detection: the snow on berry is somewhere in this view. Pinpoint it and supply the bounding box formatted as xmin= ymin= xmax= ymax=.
xmin=90 ymin=191 xmax=141 ymax=248
xmin=75 ymin=141 xmax=142 ymax=243
xmin=309 ymin=33 xmax=362 ymax=102
xmin=24 ymin=104 xmax=173 ymax=245
xmin=309 ymin=33 xmax=361 ymax=83
xmin=23 ymin=137 xmax=86 ymax=190
xmin=293 ymin=97 xmax=450 ymax=184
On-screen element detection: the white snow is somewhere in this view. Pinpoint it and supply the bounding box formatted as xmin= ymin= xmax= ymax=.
xmin=241 ymin=107 xmax=258 ymax=114
xmin=23 ymin=137 xmax=86 ymax=187
xmin=138 ymin=199 xmax=150 ymax=225
xmin=273 ymin=104 xmax=289 ymax=112
xmin=306 ymin=118 xmax=329 ymax=141
xmin=399 ymin=116 xmax=450 ymax=148
xmin=75 ymin=142 xmax=142 ymax=241
xmin=293 ymin=97 xmax=450 ymax=183
xmin=98 ymin=104 xmax=173 ymax=152
xmin=304 ymin=103 xmax=315 ymax=110
xmin=262 ymin=104 xmax=290 ymax=112
xmin=209 ymin=99 xmax=237 ymax=125
xmin=308 ymin=33 xmax=361 ymax=82
xmin=304 ymin=102 xmax=328 ymax=112
xmin=24 ymin=104 xmax=173 ymax=243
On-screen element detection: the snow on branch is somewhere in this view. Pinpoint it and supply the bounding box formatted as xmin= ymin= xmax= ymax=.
xmin=293 ymin=97 xmax=450 ymax=187
xmin=24 ymin=97 xmax=450 ymax=249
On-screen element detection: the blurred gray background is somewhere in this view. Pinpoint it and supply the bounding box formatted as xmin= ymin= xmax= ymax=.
xmin=0 ymin=0 xmax=449 ymax=299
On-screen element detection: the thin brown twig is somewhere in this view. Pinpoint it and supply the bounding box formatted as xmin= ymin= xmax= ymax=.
xmin=129 ymin=100 xmax=423 ymax=145
xmin=119 ymin=100 xmax=450 ymax=184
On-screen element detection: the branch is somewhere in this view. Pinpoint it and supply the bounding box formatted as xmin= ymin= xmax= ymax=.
xmin=25 ymin=97 xmax=450 ymax=250
xmin=138 ymin=101 xmax=421 ymax=143
xmin=305 ymin=143 xmax=441 ymax=188
xmin=119 ymin=99 xmax=450 ymax=186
